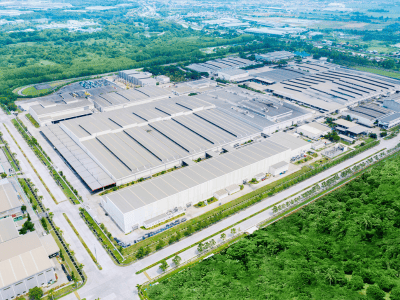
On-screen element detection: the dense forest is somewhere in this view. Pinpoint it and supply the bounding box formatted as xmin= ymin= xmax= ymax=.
xmin=0 ymin=18 xmax=256 ymax=109
xmin=147 ymin=155 xmax=400 ymax=299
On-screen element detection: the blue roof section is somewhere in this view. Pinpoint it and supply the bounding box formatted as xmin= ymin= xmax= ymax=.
xmin=294 ymin=51 xmax=311 ymax=57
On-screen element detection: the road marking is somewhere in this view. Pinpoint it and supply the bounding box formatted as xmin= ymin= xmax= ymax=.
xmin=143 ymin=271 xmax=151 ymax=280
xmin=74 ymin=291 xmax=81 ymax=300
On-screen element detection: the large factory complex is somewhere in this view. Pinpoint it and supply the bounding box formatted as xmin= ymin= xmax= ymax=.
xmin=17 ymin=53 xmax=400 ymax=234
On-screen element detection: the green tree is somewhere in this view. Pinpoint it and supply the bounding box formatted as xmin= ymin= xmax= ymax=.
xmin=29 ymin=287 xmax=43 ymax=300
xmin=156 ymin=240 xmax=165 ymax=251
xmin=197 ymin=242 xmax=204 ymax=253
xmin=230 ymin=228 xmax=236 ymax=235
xmin=21 ymin=205 xmax=27 ymax=213
xmin=159 ymin=259 xmax=169 ymax=272
xmin=349 ymin=275 xmax=364 ymax=290
xmin=366 ymin=285 xmax=385 ymax=300
xmin=391 ymin=286 xmax=400 ymax=300
xmin=172 ymin=255 xmax=181 ymax=267
xmin=220 ymin=233 xmax=226 ymax=241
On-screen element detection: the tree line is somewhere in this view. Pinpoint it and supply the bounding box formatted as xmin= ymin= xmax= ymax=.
xmin=147 ymin=154 xmax=400 ymax=300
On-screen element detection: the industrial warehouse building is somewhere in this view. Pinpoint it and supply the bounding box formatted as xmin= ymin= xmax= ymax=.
xmin=0 ymin=178 xmax=23 ymax=220
xmin=296 ymin=122 xmax=331 ymax=140
xmin=41 ymin=85 xmax=312 ymax=192
xmin=379 ymin=113 xmax=400 ymax=129
xmin=90 ymin=86 xmax=173 ymax=112
xmin=255 ymin=51 xmax=295 ymax=62
xmin=344 ymin=103 xmax=394 ymax=127
xmin=217 ymin=69 xmax=249 ymax=81
xmin=264 ymin=64 xmax=400 ymax=112
xmin=187 ymin=57 xmax=256 ymax=75
xmin=0 ymin=232 xmax=59 ymax=300
xmin=101 ymin=133 xmax=310 ymax=233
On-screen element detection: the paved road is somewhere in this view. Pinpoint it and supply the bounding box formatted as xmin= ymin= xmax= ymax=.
xmin=3 ymin=109 xmax=399 ymax=300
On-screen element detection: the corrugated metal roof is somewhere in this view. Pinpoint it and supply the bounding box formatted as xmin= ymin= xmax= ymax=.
xmin=105 ymin=139 xmax=290 ymax=213
xmin=0 ymin=232 xmax=54 ymax=289
xmin=0 ymin=179 xmax=21 ymax=214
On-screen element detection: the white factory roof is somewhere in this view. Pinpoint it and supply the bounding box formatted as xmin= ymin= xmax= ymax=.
xmin=0 ymin=217 xmax=19 ymax=243
xmin=47 ymin=95 xmax=261 ymax=184
xmin=218 ymin=69 xmax=248 ymax=76
xmin=0 ymin=232 xmax=54 ymax=289
xmin=41 ymin=125 xmax=115 ymax=191
xmin=0 ymin=178 xmax=21 ymax=213
xmin=270 ymin=161 xmax=289 ymax=169
xmin=267 ymin=132 xmax=310 ymax=150
xmin=30 ymin=99 xmax=92 ymax=116
xmin=39 ymin=234 xmax=59 ymax=257
xmin=334 ymin=119 xmax=358 ymax=128
xmin=297 ymin=122 xmax=330 ymax=135
xmin=104 ymin=138 xmax=291 ymax=213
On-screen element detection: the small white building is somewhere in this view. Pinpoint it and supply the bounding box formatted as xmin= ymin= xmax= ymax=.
xmin=214 ymin=189 xmax=229 ymax=200
xmin=296 ymin=122 xmax=331 ymax=140
xmin=269 ymin=161 xmax=289 ymax=176
xmin=225 ymin=184 xmax=240 ymax=195
xmin=156 ymin=75 xmax=170 ymax=84
xmin=217 ymin=69 xmax=249 ymax=81
xmin=254 ymin=173 xmax=266 ymax=181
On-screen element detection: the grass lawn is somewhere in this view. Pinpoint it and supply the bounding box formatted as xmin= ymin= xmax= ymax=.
xmin=353 ymin=66 xmax=400 ymax=80
xmin=26 ymin=113 xmax=40 ymax=128
xmin=21 ymin=86 xmax=52 ymax=97
xmin=2 ymin=146 xmax=18 ymax=171
xmin=81 ymin=210 xmax=123 ymax=262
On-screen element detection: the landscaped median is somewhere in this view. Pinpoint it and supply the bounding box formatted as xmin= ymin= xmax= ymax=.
xmin=79 ymin=208 xmax=124 ymax=263
xmin=4 ymin=123 xmax=59 ymax=204
xmin=26 ymin=113 xmax=40 ymax=128
xmin=63 ymin=213 xmax=102 ymax=270
xmin=87 ymin=140 xmax=381 ymax=266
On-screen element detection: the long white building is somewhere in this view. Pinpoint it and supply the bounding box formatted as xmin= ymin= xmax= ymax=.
xmin=0 ymin=232 xmax=58 ymax=300
xmin=101 ymin=133 xmax=310 ymax=233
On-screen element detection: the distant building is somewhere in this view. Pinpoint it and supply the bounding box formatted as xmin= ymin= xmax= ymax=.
xmin=217 ymin=69 xmax=249 ymax=81
xmin=155 ymin=75 xmax=170 ymax=84
xmin=255 ymin=51 xmax=295 ymax=62
xmin=379 ymin=113 xmax=400 ymax=129
xmin=294 ymin=51 xmax=310 ymax=58
xmin=296 ymin=122 xmax=331 ymax=140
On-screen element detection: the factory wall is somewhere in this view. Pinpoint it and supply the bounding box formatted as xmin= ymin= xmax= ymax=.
xmin=104 ymin=147 xmax=291 ymax=233
xmin=0 ymin=268 xmax=55 ymax=300
xmin=345 ymin=112 xmax=375 ymax=127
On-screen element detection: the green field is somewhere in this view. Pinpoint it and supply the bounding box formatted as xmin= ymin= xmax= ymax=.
xmin=21 ymin=86 xmax=52 ymax=97
xmin=353 ymin=66 xmax=400 ymax=79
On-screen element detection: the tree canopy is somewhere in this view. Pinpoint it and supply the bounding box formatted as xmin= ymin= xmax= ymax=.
xmin=148 ymin=155 xmax=400 ymax=299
